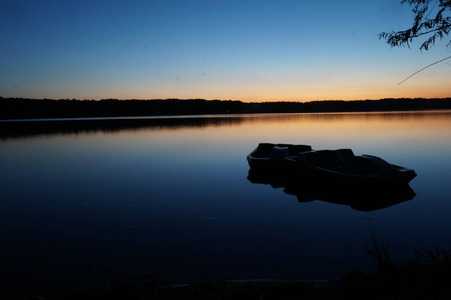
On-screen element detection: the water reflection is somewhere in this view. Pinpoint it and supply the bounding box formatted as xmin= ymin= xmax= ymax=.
xmin=3 ymin=110 xmax=451 ymax=140
xmin=248 ymin=169 xmax=416 ymax=211
xmin=0 ymin=116 xmax=246 ymax=139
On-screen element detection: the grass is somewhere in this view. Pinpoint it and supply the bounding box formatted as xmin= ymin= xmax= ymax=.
xmin=364 ymin=229 xmax=395 ymax=273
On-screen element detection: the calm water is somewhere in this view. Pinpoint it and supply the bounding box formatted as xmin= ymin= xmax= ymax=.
xmin=2 ymin=111 xmax=451 ymax=296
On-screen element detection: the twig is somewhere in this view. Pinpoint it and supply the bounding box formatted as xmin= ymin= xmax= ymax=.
xmin=398 ymin=55 xmax=451 ymax=85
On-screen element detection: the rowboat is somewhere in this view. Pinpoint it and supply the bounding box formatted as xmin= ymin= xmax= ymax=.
xmin=247 ymin=143 xmax=417 ymax=185
xmin=246 ymin=143 xmax=312 ymax=170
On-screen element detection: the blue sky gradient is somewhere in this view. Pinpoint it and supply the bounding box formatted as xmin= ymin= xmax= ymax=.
xmin=1 ymin=0 xmax=450 ymax=101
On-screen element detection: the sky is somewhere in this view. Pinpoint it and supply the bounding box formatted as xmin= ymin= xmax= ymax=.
xmin=1 ymin=0 xmax=450 ymax=102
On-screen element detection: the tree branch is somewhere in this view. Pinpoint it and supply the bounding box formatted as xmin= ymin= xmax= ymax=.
xmin=398 ymin=55 xmax=451 ymax=85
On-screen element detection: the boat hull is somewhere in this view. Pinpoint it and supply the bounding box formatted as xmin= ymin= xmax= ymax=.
xmin=247 ymin=143 xmax=417 ymax=185
xmin=247 ymin=143 xmax=312 ymax=171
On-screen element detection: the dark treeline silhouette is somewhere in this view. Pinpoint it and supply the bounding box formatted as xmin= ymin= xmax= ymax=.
xmin=1 ymin=97 xmax=451 ymax=119
xmin=0 ymin=98 xmax=246 ymax=119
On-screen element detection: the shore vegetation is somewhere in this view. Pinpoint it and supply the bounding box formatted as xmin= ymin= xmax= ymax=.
xmin=1 ymin=97 xmax=451 ymax=120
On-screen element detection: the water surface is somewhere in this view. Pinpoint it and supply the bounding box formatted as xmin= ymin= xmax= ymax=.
xmin=1 ymin=111 xmax=451 ymax=297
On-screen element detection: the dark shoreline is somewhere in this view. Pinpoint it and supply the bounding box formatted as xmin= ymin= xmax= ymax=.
xmin=19 ymin=262 xmax=451 ymax=300
xmin=7 ymin=245 xmax=451 ymax=299
xmin=2 ymin=97 xmax=451 ymax=120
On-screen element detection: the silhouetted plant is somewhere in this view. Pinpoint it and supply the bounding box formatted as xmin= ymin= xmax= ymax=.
xmin=379 ymin=0 xmax=451 ymax=50
xmin=414 ymin=247 xmax=451 ymax=265
xmin=379 ymin=0 xmax=451 ymax=84
xmin=365 ymin=230 xmax=395 ymax=273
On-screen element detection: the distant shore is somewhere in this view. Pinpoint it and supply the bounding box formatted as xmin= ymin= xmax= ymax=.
xmin=1 ymin=97 xmax=451 ymax=120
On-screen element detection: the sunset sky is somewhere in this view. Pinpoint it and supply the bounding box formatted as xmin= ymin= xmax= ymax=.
xmin=1 ymin=0 xmax=450 ymax=102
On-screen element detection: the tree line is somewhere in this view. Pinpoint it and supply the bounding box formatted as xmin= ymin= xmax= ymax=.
xmin=1 ymin=97 xmax=451 ymax=119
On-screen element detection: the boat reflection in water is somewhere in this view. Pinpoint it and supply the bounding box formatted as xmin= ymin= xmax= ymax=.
xmin=246 ymin=143 xmax=416 ymax=211
xmin=247 ymin=169 xmax=416 ymax=212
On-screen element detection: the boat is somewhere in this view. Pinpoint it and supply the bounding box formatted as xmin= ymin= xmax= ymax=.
xmin=246 ymin=143 xmax=312 ymax=170
xmin=247 ymin=143 xmax=417 ymax=185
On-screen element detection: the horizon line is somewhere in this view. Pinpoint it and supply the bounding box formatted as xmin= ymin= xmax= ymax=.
xmin=2 ymin=96 xmax=451 ymax=103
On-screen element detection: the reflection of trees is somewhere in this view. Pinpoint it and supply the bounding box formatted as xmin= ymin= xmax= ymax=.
xmin=3 ymin=109 xmax=449 ymax=140
xmin=0 ymin=117 xmax=246 ymax=140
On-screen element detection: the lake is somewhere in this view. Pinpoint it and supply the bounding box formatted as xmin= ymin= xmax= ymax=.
xmin=1 ymin=111 xmax=451 ymax=297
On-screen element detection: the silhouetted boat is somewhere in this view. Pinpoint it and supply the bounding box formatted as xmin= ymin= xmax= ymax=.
xmin=247 ymin=143 xmax=313 ymax=170
xmin=247 ymin=143 xmax=417 ymax=185
xmin=247 ymin=169 xmax=416 ymax=211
